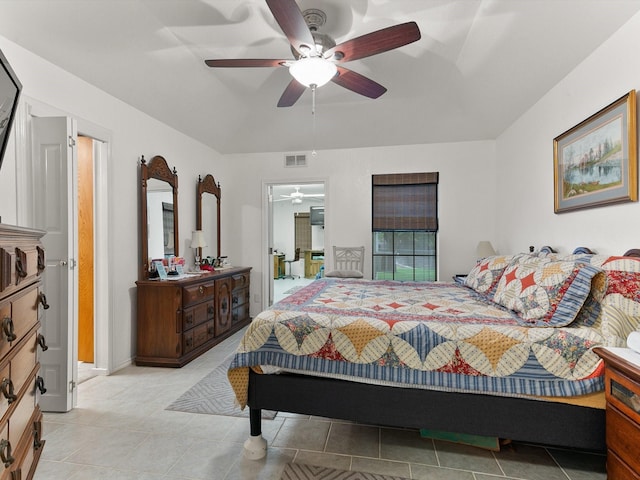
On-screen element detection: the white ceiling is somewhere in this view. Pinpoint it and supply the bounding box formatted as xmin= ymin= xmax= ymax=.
xmin=1 ymin=0 xmax=639 ymax=155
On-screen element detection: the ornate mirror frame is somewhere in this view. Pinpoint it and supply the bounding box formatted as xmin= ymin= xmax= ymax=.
xmin=140 ymin=155 xmax=179 ymax=280
xmin=196 ymin=174 xmax=221 ymax=259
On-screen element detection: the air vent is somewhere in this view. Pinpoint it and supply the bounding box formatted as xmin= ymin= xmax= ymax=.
xmin=284 ymin=154 xmax=307 ymax=168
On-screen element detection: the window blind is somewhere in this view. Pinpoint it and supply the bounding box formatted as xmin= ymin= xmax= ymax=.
xmin=372 ymin=172 xmax=439 ymax=231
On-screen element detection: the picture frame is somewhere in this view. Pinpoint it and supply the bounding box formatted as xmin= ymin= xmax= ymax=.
xmin=553 ymin=90 xmax=637 ymax=213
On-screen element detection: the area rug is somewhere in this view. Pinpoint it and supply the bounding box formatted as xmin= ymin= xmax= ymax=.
xmin=166 ymin=356 xmax=276 ymax=419
xmin=281 ymin=463 xmax=411 ymax=480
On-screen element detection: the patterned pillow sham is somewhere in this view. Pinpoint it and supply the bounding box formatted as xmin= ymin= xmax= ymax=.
xmin=464 ymin=255 xmax=515 ymax=296
xmin=492 ymin=257 xmax=604 ymax=327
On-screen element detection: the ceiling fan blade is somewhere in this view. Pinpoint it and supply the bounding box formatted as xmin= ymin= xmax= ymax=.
xmin=277 ymin=79 xmax=307 ymax=107
xmin=205 ymin=59 xmax=288 ymax=68
xmin=325 ymin=21 xmax=421 ymax=63
xmin=266 ymin=0 xmax=315 ymax=55
xmin=332 ymin=67 xmax=387 ymax=99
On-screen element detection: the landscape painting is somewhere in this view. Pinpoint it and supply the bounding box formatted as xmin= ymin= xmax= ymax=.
xmin=554 ymin=90 xmax=637 ymax=213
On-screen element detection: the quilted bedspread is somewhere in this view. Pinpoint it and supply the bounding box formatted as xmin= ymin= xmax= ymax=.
xmin=228 ymin=278 xmax=607 ymax=408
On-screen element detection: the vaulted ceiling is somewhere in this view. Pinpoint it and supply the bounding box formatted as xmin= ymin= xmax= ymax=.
xmin=1 ymin=0 xmax=638 ymax=154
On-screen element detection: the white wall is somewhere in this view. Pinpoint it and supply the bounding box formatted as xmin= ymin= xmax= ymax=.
xmin=496 ymin=11 xmax=640 ymax=257
xmin=0 ymin=36 xmax=226 ymax=370
xmin=225 ymin=140 xmax=497 ymax=313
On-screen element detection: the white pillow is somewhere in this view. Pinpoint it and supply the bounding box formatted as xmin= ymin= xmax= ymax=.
xmin=324 ymin=270 xmax=363 ymax=278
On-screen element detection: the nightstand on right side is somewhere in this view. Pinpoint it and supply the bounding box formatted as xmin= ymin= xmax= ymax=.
xmin=594 ymin=347 xmax=640 ymax=480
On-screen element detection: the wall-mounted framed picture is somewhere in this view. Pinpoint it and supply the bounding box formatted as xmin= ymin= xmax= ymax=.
xmin=553 ymin=90 xmax=637 ymax=213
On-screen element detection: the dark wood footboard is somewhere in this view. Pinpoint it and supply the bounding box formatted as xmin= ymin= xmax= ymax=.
xmin=248 ymin=370 xmax=605 ymax=452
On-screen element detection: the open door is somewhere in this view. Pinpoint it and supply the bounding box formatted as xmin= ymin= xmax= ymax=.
xmin=32 ymin=116 xmax=77 ymax=412
xmin=267 ymin=185 xmax=275 ymax=306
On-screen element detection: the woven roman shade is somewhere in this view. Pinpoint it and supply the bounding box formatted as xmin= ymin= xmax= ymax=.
xmin=372 ymin=173 xmax=439 ymax=231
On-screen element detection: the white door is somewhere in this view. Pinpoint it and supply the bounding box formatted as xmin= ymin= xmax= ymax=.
xmin=32 ymin=116 xmax=77 ymax=412
xmin=267 ymin=185 xmax=275 ymax=306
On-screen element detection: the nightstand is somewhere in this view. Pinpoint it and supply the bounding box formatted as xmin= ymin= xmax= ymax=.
xmin=594 ymin=347 xmax=640 ymax=479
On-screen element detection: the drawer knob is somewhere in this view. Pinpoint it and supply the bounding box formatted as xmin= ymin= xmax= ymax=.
xmin=39 ymin=292 xmax=50 ymax=310
xmin=15 ymin=255 xmax=27 ymax=279
xmin=36 ymin=376 xmax=47 ymax=395
xmin=1 ymin=317 xmax=16 ymax=342
xmin=33 ymin=421 xmax=43 ymax=450
xmin=0 ymin=439 xmax=14 ymax=468
xmin=37 ymin=333 xmax=49 ymax=352
xmin=0 ymin=378 xmax=17 ymax=404
xmin=199 ymin=285 xmax=204 ymax=294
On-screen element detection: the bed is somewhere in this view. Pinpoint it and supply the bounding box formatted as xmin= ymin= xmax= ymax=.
xmin=228 ymin=249 xmax=640 ymax=458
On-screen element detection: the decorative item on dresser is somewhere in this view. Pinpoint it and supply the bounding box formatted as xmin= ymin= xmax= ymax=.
xmin=0 ymin=224 xmax=48 ymax=479
xmin=594 ymin=347 xmax=640 ymax=480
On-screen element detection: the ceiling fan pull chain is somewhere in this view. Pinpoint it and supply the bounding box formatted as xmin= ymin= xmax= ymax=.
xmin=311 ymin=85 xmax=317 ymax=157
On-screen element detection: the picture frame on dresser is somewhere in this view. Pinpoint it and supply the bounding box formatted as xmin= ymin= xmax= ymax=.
xmin=553 ymin=89 xmax=637 ymax=213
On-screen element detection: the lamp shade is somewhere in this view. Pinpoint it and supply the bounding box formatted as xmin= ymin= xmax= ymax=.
xmin=476 ymin=241 xmax=496 ymax=258
xmin=289 ymin=57 xmax=337 ymax=87
xmin=190 ymin=230 xmax=207 ymax=249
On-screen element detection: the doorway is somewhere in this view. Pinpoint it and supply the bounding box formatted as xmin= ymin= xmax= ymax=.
xmin=77 ymin=135 xmax=95 ymax=383
xmin=27 ymin=107 xmax=112 ymax=411
xmin=267 ymin=182 xmax=326 ymax=305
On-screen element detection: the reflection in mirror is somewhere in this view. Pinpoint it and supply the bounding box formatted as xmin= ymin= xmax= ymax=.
xmin=197 ymin=174 xmax=221 ymax=261
xmin=147 ymin=179 xmax=174 ymax=258
xmin=140 ymin=155 xmax=179 ymax=280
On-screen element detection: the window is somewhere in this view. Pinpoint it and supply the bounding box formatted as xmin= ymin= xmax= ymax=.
xmin=294 ymin=212 xmax=311 ymax=251
xmin=372 ymin=173 xmax=438 ymax=281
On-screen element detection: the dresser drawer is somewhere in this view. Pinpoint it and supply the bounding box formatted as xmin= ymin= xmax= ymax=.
xmin=232 ymin=303 xmax=249 ymax=325
xmin=182 ymin=301 xmax=214 ymax=330
xmin=606 ymin=367 xmax=640 ymax=424
xmin=0 ymin=287 xmax=39 ymax=360
xmin=607 ymin=449 xmax=640 ymax=480
xmin=232 ymin=272 xmax=250 ymax=290
xmin=0 ymin=407 xmax=42 ymax=480
xmin=232 ymin=287 xmax=249 ymax=308
xmin=606 ymin=405 xmax=640 ymax=472
xmin=182 ymin=282 xmax=214 ymax=308
xmin=183 ymin=321 xmax=214 ymax=354
xmin=0 ymin=245 xmax=43 ymax=296
xmin=0 ymin=331 xmax=37 ymax=423
xmin=8 ymin=372 xmax=36 ymax=450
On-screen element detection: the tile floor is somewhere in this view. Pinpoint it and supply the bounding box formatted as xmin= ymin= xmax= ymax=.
xmin=34 ymin=329 xmax=608 ymax=480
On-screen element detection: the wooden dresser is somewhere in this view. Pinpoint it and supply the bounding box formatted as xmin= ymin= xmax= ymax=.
xmin=595 ymin=347 xmax=640 ymax=480
xmin=136 ymin=267 xmax=251 ymax=367
xmin=0 ymin=224 xmax=47 ymax=480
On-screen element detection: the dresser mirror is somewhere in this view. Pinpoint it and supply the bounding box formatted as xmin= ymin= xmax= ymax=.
xmin=196 ymin=174 xmax=221 ymax=261
xmin=140 ymin=155 xmax=179 ymax=279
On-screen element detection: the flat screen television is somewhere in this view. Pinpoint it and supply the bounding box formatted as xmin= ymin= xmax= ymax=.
xmin=0 ymin=48 xmax=22 ymax=172
xmin=309 ymin=206 xmax=324 ymax=226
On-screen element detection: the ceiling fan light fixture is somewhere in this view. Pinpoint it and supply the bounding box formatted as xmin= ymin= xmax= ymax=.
xmin=289 ymin=57 xmax=337 ymax=87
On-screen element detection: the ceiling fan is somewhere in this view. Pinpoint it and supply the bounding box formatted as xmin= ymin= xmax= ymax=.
xmin=275 ymin=186 xmax=324 ymax=203
xmin=205 ymin=0 xmax=421 ymax=107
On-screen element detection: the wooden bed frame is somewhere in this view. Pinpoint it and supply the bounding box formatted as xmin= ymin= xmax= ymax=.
xmin=242 ymin=247 xmax=640 ymax=458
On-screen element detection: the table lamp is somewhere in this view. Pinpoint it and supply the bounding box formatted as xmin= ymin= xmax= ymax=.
xmin=190 ymin=230 xmax=207 ymax=271
xmin=476 ymin=241 xmax=496 ymax=259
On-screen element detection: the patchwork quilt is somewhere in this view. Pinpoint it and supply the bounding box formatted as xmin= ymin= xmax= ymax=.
xmin=229 ymin=278 xmax=610 ymax=408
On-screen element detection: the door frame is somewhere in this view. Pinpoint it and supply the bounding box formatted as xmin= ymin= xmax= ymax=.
xmin=261 ymin=178 xmax=328 ymax=311
xmin=16 ymin=98 xmax=113 ymax=387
